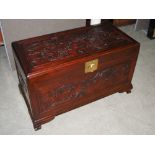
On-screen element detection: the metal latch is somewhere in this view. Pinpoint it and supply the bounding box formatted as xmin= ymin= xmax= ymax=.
xmin=85 ymin=59 xmax=98 ymax=73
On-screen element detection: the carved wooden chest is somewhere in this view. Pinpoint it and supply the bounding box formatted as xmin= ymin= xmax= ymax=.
xmin=12 ymin=23 xmax=140 ymax=130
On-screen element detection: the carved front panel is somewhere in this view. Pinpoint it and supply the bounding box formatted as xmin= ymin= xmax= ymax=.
xmin=33 ymin=62 xmax=131 ymax=113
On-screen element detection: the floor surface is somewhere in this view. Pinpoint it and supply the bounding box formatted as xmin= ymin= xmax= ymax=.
xmin=0 ymin=25 xmax=155 ymax=134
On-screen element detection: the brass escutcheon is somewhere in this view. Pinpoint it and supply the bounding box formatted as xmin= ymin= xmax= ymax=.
xmin=85 ymin=59 xmax=98 ymax=73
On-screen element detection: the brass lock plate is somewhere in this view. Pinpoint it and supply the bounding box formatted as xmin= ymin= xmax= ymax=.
xmin=85 ymin=59 xmax=98 ymax=73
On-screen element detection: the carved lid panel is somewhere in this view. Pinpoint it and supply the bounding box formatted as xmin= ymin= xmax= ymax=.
xmin=12 ymin=23 xmax=136 ymax=74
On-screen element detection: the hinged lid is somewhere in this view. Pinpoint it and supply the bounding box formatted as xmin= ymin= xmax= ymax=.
xmin=12 ymin=23 xmax=137 ymax=76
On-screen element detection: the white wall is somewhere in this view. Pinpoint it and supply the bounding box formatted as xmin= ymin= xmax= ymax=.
xmin=0 ymin=19 xmax=86 ymax=70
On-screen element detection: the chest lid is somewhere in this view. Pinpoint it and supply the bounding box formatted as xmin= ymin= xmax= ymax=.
xmin=12 ymin=23 xmax=137 ymax=76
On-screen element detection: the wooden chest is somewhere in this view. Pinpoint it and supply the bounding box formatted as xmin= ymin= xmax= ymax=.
xmin=12 ymin=23 xmax=140 ymax=130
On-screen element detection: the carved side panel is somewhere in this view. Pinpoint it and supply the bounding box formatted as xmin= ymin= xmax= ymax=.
xmin=33 ymin=62 xmax=131 ymax=113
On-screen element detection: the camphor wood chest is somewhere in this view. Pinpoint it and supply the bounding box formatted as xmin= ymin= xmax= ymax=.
xmin=12 ymin=23 xmax=140 ymax=130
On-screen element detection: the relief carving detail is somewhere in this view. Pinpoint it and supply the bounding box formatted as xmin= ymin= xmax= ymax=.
xmin=23 ymin=25 xmax=132 ymax=69
xmin=39 ymin=63 xmax=130 ymax=111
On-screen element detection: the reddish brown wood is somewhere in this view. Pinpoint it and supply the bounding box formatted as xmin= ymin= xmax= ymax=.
xmin=0 ymin=30 xmax=3 ymax=46
xmin=113 ymin=19 xmax=136 ymax=26
xmin=12 ymin=23 xmax=140 ymax=130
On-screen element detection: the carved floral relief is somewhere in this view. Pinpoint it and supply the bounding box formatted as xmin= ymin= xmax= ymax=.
xmin=23 ymin=25 xmax=132 ymax=69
